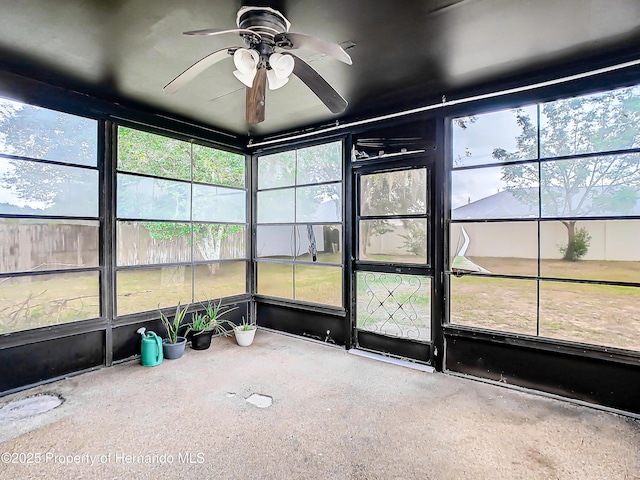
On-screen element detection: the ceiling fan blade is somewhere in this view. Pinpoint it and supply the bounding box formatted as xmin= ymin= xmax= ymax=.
xmin=184 ymin=28 xmax=260 ymax=43
xmin=246 ymin=68 xmax=267 ymax=124
xmin=163 ymin=47 xmax=237 ymax=95
xmin=275 ymin=32 xmax=352 ymax=65
xmin=290 ymin=54 xmax=348 ymax=114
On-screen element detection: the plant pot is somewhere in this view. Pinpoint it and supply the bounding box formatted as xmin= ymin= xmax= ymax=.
xmin=234 ymin=327 xmax=256 ymax=347
xmin=163 ymin=337 xmax=187 ymax=359
xmin=191 ymin=331 xmax=213 ymax=350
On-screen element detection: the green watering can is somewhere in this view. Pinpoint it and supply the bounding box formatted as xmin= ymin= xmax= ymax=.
xmin=137 ymin=328 xmax=163 ymax=367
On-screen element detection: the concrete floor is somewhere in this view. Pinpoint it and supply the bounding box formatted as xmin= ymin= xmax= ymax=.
xmin=0 ymin=330 xmax=639 ymax=480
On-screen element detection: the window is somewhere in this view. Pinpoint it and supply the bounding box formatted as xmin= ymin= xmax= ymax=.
xmin=0 ymin=98 xmax=100 ymax=333
xmin=358 ymin=168 xmax=429 ymax=265
xmin=116 ymin=127 xmax=247 ymax=316
xmin=449 ymin=84 xmax=640 ymax=352
xmin=255 ymin=141 xmax=343 ymax=307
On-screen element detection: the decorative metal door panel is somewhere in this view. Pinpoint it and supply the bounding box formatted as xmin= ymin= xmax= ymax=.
xmin=356 ymin=271 xmax=431 ymax=342
xmin=352 ymin=160 xmax=434 ymax=362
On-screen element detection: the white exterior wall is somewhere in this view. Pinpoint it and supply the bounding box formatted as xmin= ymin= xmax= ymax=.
xmin=451 ymin=220 xmax=640 ymax=261
xmin=366 ymin=220 xmax=408 ymax=254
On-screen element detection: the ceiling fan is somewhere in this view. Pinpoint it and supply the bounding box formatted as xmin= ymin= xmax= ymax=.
xmin=163 ymin=5 xmax=352 ymax=125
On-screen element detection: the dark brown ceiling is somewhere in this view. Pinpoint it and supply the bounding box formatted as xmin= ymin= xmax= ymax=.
xmin=1 ymin=0 xmax=640 ymax=139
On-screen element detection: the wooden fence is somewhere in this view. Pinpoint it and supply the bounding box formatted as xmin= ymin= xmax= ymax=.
xmin=0 ymin=222 xmax=245 ymax=275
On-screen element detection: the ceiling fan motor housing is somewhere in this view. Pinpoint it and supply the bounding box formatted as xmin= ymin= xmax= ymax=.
xmin=238 ymin=7 xmax=288 ymax=43
xmin=237 ymin=7 xmax=292 ymax=67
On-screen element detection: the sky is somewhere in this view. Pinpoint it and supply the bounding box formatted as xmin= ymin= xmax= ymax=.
xmin=1 ymin=97 xmax=527 ymax=213
xmin=450 ymin=105 xmax=536 ymax=210
xmin=2 ymin=94 xmax=629 ymax=214
xmin=0 ymin=97 xmax=97 ymax=211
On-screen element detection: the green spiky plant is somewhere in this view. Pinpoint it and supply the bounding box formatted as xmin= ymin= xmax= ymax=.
xmin=159 ymin=302 xmax=190 ymax=344
xmin=235 ymin=315 xmax=256 ymax=332
xmin=187 ymin=299 xmax=237 ymax=337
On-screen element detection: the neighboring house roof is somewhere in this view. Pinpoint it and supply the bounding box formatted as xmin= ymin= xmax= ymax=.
xmin=453 ymin=189 xmax=537 ymax=219
xmin=453 ymin=187 xmax=640 ymax=219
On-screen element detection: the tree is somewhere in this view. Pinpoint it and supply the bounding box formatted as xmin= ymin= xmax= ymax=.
xmin=117 ymin=127 xmax=246 ymax=271
xmin=359 ymin=168 xmax=426 ymax=258
xmin=559 ymin=227 xmax=591 ymax=261
xmin=399 ymin=220 xmax=426 ymax=256
xmin=0 ymin=103 xmax=246 ymax=271
xmin=452 ymin=116 xmax=477 ymax=167
xmin=258 ymin=142 xmax=342 ymax=259
xmin=0 ymin=101 xmax=95 ymax=165
xmin=0 ymin=101 xmax=97 ymax=214
xmin=359 ymin=173 xmax=394 ymax=257
xmin=293 ymin=141 xmax=342 ymax=223
xmin=492 ymin=86 xmax=640 ymax=260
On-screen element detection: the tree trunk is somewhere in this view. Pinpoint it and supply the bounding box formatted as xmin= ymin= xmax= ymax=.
xmin=360 ymin=221 xmax=369 ymax=258
xmin=195 ymin=236 xmax=221 ymax=275
xmin=77 ymin=231 xmax=82 ymax=267
xmin=18 ymin=224 xmax=32 ymax=283
xmin=562 ymin=220 xmax=576 ymax=261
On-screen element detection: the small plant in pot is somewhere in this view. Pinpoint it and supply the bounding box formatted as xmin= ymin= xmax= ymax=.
xmin=234 ymin=315 xmax=257 ymax=347
xmin=159 ymin=302 xmax=190 ymax=360
xmin=187 ymin=299 xmax=237 ymax=351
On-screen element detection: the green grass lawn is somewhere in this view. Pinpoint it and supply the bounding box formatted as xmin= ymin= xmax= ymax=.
xmin=451 ymin=270 xmax=640 ymax=351
xmin=466 ymin=256 xmax=640 ymax=283
xmin=256 ymin=261 xmax=342 ymax=306
xmin=2 ymin=256 xmax=639 ymax=354
xmin=362 ymin=254 xmax=428 ymax=264
xmin=0 ymin=272 xmax=100 ymax=333
xmin=0 ymin=263 xmax=248 ymax=333
xmin=116 ymin=261 xmax=247 ymax=316
xmin=356 ymin=272 xmax=431 ymax=342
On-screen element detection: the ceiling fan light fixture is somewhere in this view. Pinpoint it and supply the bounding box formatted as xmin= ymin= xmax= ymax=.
xmin=233 ymin=48 xmax=259 ymax=73
xmin=232 ymin=48 xmax=259 ymax=87
xmin=233 ymin=69 xmax=257 ymax=88
xmin=269 ymin=52 xmax=295 ymax=79
xmin=267 ymin=68 xmax=289 ymax=90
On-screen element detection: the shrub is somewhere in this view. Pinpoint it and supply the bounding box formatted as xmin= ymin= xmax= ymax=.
xmin=560 ymin=227 xmax=591 ymax=261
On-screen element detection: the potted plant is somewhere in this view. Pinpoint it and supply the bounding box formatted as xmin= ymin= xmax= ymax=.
xmin=186 ymin=299 xmax=237 ymax=350
xmin=234 ymin=315 xmax=257 ymax=347
xmin=159 ymin=302 xmax=190 ymax=359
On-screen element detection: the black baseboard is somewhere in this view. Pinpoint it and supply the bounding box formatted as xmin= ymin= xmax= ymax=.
xmin=256 ymin=301 xmax=347 ymax=346
xmin=0 ymin=331 xmax=104 ymax=392
xmin=446 ymin=334 xmax=640 ymax=414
